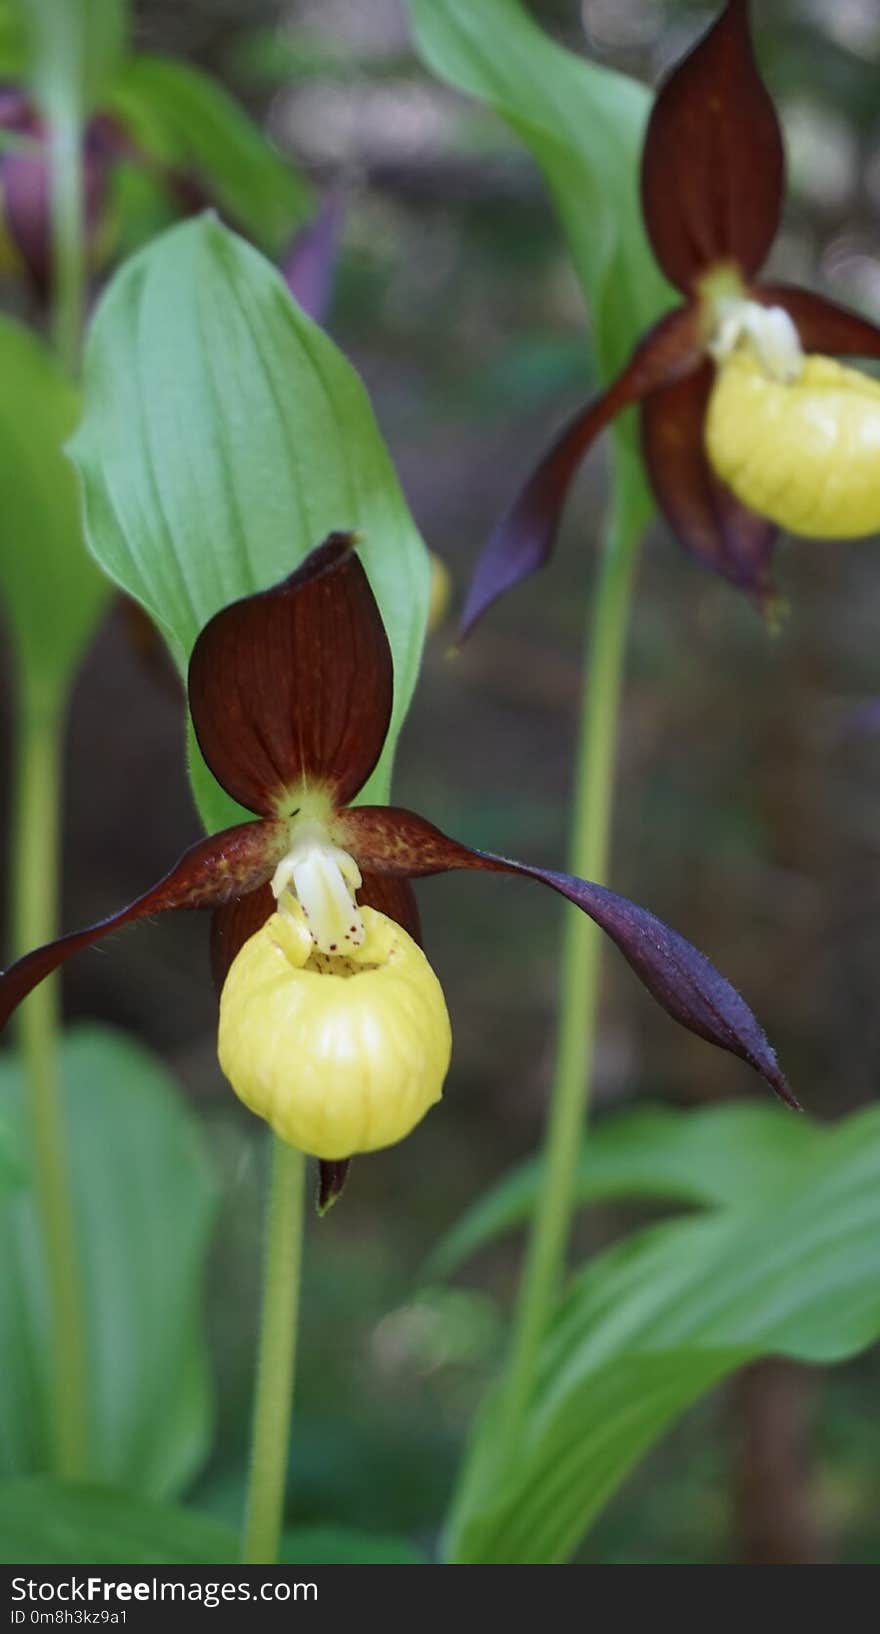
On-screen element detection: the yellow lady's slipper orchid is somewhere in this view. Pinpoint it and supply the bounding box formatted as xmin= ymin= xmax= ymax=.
xmin=706 ymin=345 xmax=880 ymax=539
xmin=461 ymin=1 xmax=880 ymax=630
xmin=0 ymin=535 xmax=796 ymax=1219
xmin=218 ymin=898 xmax=451 ymax=1159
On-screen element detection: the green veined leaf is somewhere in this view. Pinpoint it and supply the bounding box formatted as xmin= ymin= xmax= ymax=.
xmin=0 ymin=315 xmax=108 ymax=700
xmin=0 ymin=1479 xmax=237 ymax=1565
xmin=408 ymin=0 xmax=672 ymax=384
xmin=448 ymin=1106 xmax=880 ymax=1562
xmin=106 ymin=53 xmax=310 ymax=254
xmin=69 ymin=214 xmax=431 ymax=834
xmin=0 ymin=1026 xmax=217 ymax=1499
xmin=427 ymin=1102 xmax=824 ymax=1279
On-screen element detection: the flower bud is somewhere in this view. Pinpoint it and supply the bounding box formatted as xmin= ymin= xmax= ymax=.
xmin=706 ymin=352 xmax=880 ymax=537
xmin=218 ymin=900 xmax=451 ymax=1159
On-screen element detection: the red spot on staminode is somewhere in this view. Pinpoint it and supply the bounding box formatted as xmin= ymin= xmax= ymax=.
xmin=329 ymin=943 xmax=337 ymax=952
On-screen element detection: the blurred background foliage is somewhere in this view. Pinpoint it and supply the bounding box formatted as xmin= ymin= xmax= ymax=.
xmin=3 ymin=0 xmax=880 ymax=1563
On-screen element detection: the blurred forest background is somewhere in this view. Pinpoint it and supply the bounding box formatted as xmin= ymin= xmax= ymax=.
xmin=3 ymin=0 xmax=880 ymax=1564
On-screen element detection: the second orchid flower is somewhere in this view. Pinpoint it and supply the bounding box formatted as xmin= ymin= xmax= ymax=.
xmin=462 ymin=0 xmax=880 ymax=632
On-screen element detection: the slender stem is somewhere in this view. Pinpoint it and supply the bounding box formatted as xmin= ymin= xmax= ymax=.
xmin=242 ymin=1137 xmax=307 ymax=1565
xmin=47 ymin=107 xmax=85 ymax=377
xmin=500 ymin=475 xmax=646 ymax=1442
xmin=12 ymin=682 xmax=90 ymax=1477
xmin=9 ymin=69 xmax=91 ymax=1477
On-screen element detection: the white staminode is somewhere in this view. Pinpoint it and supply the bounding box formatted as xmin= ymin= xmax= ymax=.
xmin=707 ymin=298 xmax=804 ymax=384
xmin=271 ymin=818 xmax=364 ymax=953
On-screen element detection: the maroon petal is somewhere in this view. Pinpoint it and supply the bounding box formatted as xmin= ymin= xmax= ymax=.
xmin=281 ymin=193 xmax=344 ymax=326
xmin=210 ymin=881 xmax=275 ymax=993
xmin=335 ymin=806 xmax=796 ymax=1106
xmin=358 ymin=870 xmax=422 ymax=946
xmin=0 ymin=89 xmax=30 ymax=130
xmin=188 ymin=534 xmax=393 ymax=816
xmin=318 ymin=1159 xmax=350 ymax=1215
xmin=757 ymin=284 xmax=880 ymax=360
xmin=2 ymin=143 xmax=52 ymax=295
xmin=641 ymin=0 xmax=784 ymax=295
xmin=0 ymin=820 xmax=284 ymax=1033
xmin=641 ymin=362 xmax=779 ymax=613
xmin=460 ymin=308 xmax=700 ymax=638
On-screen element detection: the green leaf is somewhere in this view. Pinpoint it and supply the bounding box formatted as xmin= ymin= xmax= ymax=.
xmin=448 ymin=1106 xmax=880 ymax=1562
xmin=0 ymin=1479 xmax=237 ymax=1565
xmin=11 ymin=0 xmax=126 ymax=114
xmin=0 ymin=1112 xmax=24 ymax=1192
xmin=0 ymin=0 xmax=25 ymax=76
xmin=427 ymin=1102 xmax=824 ymax=1279
xmin=409 ymin=0 xmax=673 ymax=525
xmin=281 ymin=1527 xmax=426 ymax=1565
xmin=409 ymin=0 xmax=670 ymax=381
xmin=107 ymin=54 xmax=310 ymax=254
xmin=0 ymin=1026 xmax=217 ymax=1499
xmin=69 ymin=214 xmax=430 ymax=833
xmin=0 ymin=315 xmax=108 ymax=699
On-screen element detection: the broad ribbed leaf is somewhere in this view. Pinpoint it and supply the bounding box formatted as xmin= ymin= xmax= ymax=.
xmin=0 ymin=316 xmax=107 ymax=695
xmin=448 ymin=1107 xmax=880 ymax=1563
xmin=0 ymin=1482 xmax=427 ymax=1565
xmin=69 ymin=215 xmax=431 ymax=833
xmin=106 ymin=53 xmax=309 ymax=253
xmin=0 ymin=1480 xmax=236 ymax=1565
xmin=409 ymin=0 xmax=674 ymax=630
xmin=408 ymin=0 xmax=672 ymax=399
xmin=427 ymin=1102 xmax=823 ymax=1279
xmin=0 ymin=1027 xmax=217 ymax=1498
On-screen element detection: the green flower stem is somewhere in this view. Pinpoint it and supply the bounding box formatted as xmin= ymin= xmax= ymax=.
xmin=13 ymin=680 xmax=90 ymax=1477
xmin=500 ymin=470 xmax=647 ymax=1444
xmin=48 ymin=107 xmax=85 ymax=377
xmin=242 ymin=1137 xmax=307 ymax=1565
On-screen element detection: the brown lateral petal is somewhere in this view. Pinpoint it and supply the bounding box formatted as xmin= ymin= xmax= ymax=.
xmin=336 ymin=806 xmax=796 ymax=1107
xmin=0 ymin=820 xmax=284 ymax=1033
xmin=210 ymin=881 xmax=275 ymax=993
xmin=459 ymin=307 xmax=700 ymax=639
xmin=757 ymin=284 xmax=880 ymax=359
xmin=318 ymin=1159 xmax=350 ymax=1215
xmin=188 ymin=534 xmax=393 ymax=816
xmin=358 ymin=870 xmax=422 ymax=946
xmin=641 ymin=362 xmax=779 ymax=613
xmin=2 ymin=142 xmax=52 ymax=294
xmin=641 ymin=0 xmax=784 ymax=294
